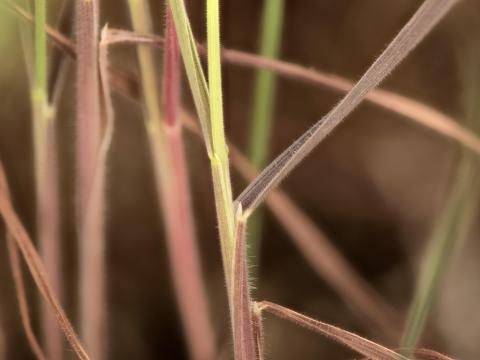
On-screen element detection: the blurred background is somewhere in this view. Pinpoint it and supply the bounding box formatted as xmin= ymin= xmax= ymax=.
xmin=0 ymin=0 xmax=479 ymax=358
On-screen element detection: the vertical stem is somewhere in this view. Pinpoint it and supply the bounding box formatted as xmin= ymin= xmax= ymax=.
xmin=126 ymin=1 xmax=216 ymax=358
xmin=32 ymin=0 xmax=63 ymax=358
xmin=248 ymin=0 xmax=285 ymax=169
xmin=34 ymin=0 xmax=47 ymax=94
xmin=38 ymin=112 xmax=62 ymax=360
xmin=205 ymin=6 xmax=259 ymax=356
xmin=75 ymin=1 xmax=104 ymax=358
xmin=247 ymin=0 xmax=285 ymax=279
xmin=162 ymin=9 xmax=216 ymax=359
xmin=232 ymin=210 xmax=256 ymax=360
xmin=206 ymin=0 xmax=236 ymax=293
xmin=169 ymin=0 xmax=250 ymax=355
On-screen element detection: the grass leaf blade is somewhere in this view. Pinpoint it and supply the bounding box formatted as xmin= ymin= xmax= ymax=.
xmin=237 ymin=0 xmax=461 ymax=215
xmin=246 ymin=0 xmax=285 ymax=280
xmin=257 ymin=301 xmax=408 ymax=360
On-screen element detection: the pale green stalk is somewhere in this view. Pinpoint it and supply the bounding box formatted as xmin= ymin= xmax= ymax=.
xmin=205 ymin=3 xmax=257 ymax=358
xmin=247 ymin=0 xmax=285 ymax=273
xmin=401 ymin=45 xmax=480 ymax=354
xmin=31 ymin=1 xmax=63 ymax=358
xmin=126 ymin=2 xmax=215 ymax=359
xmin=248 ymin=0 xmax=285 ymax=168
xmin=206 ymin=0 xmax=236 ymax=283
xmin=401 ymin=155 xmax=479 ymax=353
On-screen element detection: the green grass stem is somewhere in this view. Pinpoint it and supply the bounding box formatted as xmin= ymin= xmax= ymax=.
xmin=401 ymin=44 xmax=480 ymax=354
xmin=247 ymin=0 xmax=285 ymax=277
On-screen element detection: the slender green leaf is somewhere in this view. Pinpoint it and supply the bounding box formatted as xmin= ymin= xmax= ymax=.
xmin=247 ymin=0 xmax=286 ymax=279
xmin=248 ymin=0 xmax=285 ymax=169
xmin=168 ymin=0 xmax=212 ymax=153
xmin=169 ymin=0 xmax=236 ymax=288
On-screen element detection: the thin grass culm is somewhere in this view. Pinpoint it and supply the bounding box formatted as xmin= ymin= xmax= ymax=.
xmin=75 ymin=1 xmax=106 ymax=358
xmin=169 ymin=0 xmax=255 ymax=356
xmin=400 ymin=43 xmax=480 ymax=354
xmin=246 ymin=0 xmax=285 ymax=277
xmin=21 ymin=0 xmax=63 ymax=358
xmin=125 ymin=1 xmax=216 ymax=359
xmin=205 ymin=0 xmax=236 ymax=283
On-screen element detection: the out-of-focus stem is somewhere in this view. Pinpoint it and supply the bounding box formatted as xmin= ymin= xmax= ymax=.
xmin=32 ymin=0 xmax=63 ymax=358
xmin=247 ymin=0 xmax=285 ymax=281
xmin=163 ymin=9 xmax=216 ymax=359
xmin=126 ymin=2 xmax=216 ymax=358
xmin=75 ymin=1 xmax=105 ymax=358
xmin=248 ymin=0 xmax=285 ymax=169
xmin=401 ymin=46 xmax=480 ymax=353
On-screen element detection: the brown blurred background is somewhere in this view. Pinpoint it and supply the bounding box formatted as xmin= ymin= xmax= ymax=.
xmin=0 ymin=0 xmax=480 ymax=359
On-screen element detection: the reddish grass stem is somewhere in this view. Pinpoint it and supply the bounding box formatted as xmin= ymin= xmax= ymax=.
xmin=231 ymin=209 xmax=256 ymax=360
xmin=37 ymin=108 xmax=62 ymax=360
xmin=75 ymin=1 xmax=105 ymax=358
xmin=158 ymin=9 xmax=215 ymax=359
xmin=159 ymin=8 xmax=216 ymax=359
